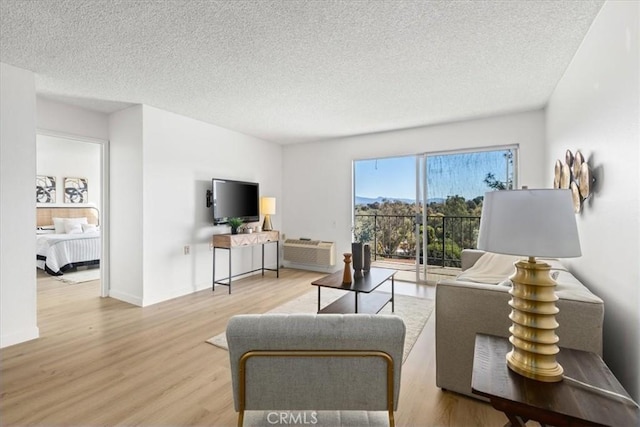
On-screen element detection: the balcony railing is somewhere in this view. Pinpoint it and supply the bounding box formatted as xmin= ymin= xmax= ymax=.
xmin=353 ymin=214 xmax=481 ymax=268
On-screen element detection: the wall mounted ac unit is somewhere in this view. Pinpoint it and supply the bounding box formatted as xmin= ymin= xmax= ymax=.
xmin=283 ymin=239 xmax=336 ymax=267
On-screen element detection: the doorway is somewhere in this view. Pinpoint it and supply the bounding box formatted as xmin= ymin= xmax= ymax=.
xmin=36 ymin=131 xmax=109 ymax=297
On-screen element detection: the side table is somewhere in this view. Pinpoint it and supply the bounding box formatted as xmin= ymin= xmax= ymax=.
xmin=471 ymin=333 xmax=639 ymax=427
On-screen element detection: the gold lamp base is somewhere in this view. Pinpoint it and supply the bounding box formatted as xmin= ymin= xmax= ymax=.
xmin=506 ymin=257 xmax=563 ymax=382
xmin=262 ymin=214 xmax=273 ymax=231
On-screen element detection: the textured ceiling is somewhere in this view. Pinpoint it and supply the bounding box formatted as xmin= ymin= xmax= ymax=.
xmin=0 ymin=0 xmax=603 ymax=144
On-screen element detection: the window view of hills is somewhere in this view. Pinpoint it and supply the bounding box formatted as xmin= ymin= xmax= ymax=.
xmin=354 ymin=195 xmax=483 ymax=267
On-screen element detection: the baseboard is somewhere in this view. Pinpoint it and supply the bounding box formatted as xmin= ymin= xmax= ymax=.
xmin=0 ymin=326 xmax=39 ymax=348
xmin=108 ymin=289 xmax=143 ymax=307
xmin=283 ymin=261 xmax=337 ymax=274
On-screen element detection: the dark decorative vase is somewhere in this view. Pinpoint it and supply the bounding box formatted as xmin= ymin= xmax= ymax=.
xmin=342 ymin=253 xmax=353 ymax=285
xmin=363 ymin=244 xmax=371 ymax=272
xmin=351 ymin=242 xmax=363 ymax=278
xmin=231 ymin=226 xmax=238 ymax=235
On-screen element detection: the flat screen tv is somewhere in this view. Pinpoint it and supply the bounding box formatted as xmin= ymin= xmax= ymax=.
xmin=211 ymin=179 xmax=260 ymax=225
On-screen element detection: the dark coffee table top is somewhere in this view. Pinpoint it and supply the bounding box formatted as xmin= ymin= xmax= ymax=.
xmin=311 ymin=267 xmax=396 ymax=293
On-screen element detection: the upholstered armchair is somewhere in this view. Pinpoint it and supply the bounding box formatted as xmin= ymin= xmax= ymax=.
xmin=226 ymin=313 xmax=406 ymax=427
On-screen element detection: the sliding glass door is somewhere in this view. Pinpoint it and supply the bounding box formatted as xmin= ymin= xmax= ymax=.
xmin=416 ymin=147 xmax=517 ymax=283
xmin=354 ymin=146 xmax=517 ymax=284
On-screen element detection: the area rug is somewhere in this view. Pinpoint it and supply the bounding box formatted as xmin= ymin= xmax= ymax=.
xmin=206 ymin=288 xmax=434 ymax=362
xmin=52 ymin=268 xmax=101 ymax=284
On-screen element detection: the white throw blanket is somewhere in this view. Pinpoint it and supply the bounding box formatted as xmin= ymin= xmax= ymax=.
xmin=456 ymin=252 xmax=522 ymax=284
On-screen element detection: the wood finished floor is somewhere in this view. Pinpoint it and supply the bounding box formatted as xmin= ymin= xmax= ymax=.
xmin=0 ymin=269 xmax=508 ymax=426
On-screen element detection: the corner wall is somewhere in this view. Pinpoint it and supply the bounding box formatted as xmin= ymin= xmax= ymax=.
xmin=546 ymin=1 xmax=639 ymax=400
xmin=0 ymin=62 xmax=38 ymax=347
xmin=140 ymin=105 xmax=282 ymax=305
xmin=108 ymin=106 xmax=144 ymax=305
xmin=282 ymin=110 xmax=546 ymax=266
xmin=107 ymin=105 xmax=283 ymax=306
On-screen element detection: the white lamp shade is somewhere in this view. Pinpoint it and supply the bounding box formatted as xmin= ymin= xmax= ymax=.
xmin=477 ymin=189 xmax=581 ymax=258
xmin=261 ymin=197 xmax=276 ymax=215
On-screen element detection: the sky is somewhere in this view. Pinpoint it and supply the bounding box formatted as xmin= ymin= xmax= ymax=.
xmin=354 ymin=149 xmax=513 ymax=201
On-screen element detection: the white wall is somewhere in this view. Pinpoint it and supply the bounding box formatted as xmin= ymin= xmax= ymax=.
xmin=282 ymin=110 xmax=546 ymax=265
xmin=107 ymin=105 xmax=282 ymax=306
xmin=108 ymin=105 xmax=144 ymax=306
xmin=36 ymin=134 xmax=101 ymax=209
xmin=0 ymin=62 xmax=39 ymax=347
xmin=141 ymin=105 xmax=282 ymax=305
xmin=546 ymin=1 xmax=639 ymax=400
xmin=37 ymin=96 xmax=109 ymax=141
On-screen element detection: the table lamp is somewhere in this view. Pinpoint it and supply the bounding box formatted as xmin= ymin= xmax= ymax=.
xmin=477 ymin=188 xmax=581 ymax=382
xmin=261 ymin=197 xmax=276 ymax=231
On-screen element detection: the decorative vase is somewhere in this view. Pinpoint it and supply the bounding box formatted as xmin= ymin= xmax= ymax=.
xmin=363 ymin=244 xmax=371 ymax=272
xmin=342 ymin=253 xmax=353 ymax=285
xmin=231 ymin=226 xmax=238 ymax=235
xmin=352 ymin=242 xmax=363 ymax=278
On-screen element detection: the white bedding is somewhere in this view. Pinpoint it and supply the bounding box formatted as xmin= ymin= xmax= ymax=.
xmin=36 ymin=231 xmax=101 ymax=275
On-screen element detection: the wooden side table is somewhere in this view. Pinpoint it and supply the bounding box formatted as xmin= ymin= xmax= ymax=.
xmin=471 ymin=333 xmax=639 ymax=427
xmin=212 ymin=230 xmax=279 ymax=293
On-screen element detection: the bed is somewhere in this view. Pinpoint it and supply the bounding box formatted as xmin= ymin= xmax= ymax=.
xmin=36 ymin=207 xmax=101 ymax=276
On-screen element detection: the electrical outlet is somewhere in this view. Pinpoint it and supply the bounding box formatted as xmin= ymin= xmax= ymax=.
xmin=209 ymin=241 xmax=214 ymax=251
xmin=184 ymin=245 xmax=190 ymax=255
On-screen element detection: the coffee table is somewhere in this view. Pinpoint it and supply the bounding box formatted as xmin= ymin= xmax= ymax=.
xmin=311 ymin=267 xmax=396 ymax=314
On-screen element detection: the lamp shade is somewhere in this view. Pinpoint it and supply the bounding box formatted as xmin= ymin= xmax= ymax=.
xmin=261 ymin=197 xmax=276 ymax=215
xmin=477 ymin=189 xmax=581 ymax=258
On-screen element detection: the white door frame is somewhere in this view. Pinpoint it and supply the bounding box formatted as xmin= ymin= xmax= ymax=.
xmin=36 ymin=129 xmax=110 ymax=297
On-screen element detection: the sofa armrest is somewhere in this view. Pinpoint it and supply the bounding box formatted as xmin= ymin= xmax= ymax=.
xmin=435 ymin=279 xmax=512 ymax=398
xmin=460 ymin=249 xmax=485 ymax=271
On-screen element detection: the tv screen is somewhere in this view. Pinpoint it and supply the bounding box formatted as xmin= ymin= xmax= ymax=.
xmin=212 ymin=179 xmax=260 ymax=225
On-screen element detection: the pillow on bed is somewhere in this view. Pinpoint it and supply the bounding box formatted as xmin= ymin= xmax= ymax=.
xmin=63 ymin=217 xmax=88 ymax=234
xmin=81 ymin=223 xmax=97 ymax=233
xmin=52 ymin=217 xmax=66 ymax=234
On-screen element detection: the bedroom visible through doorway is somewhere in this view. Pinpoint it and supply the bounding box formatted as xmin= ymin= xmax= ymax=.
xmin=36 ymin=133 xmax=107 ymax=297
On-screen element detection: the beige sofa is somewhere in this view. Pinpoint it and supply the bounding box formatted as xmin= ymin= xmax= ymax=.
xmin=435 ymin=249 xmax=604 ymax=399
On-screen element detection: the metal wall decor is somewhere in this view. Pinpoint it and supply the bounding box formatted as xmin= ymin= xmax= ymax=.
xmin=553 ymin=150 xmax=594 ymax=213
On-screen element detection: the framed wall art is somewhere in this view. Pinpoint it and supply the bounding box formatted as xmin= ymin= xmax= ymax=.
xmin=36 ymin=175 xmax=56 ymax=203
xmin=64 ymin=177 xmax=88 ymax=204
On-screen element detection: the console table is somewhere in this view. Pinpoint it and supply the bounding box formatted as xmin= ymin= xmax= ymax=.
xmin=471 ymin=333 xmax=639 ymax=426
xmin=212 ymin=230 xmax=279 ymax=293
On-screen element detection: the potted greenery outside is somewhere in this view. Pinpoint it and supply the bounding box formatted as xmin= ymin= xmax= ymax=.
xmin=228 ymin=217 xmax=243 ymax=235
